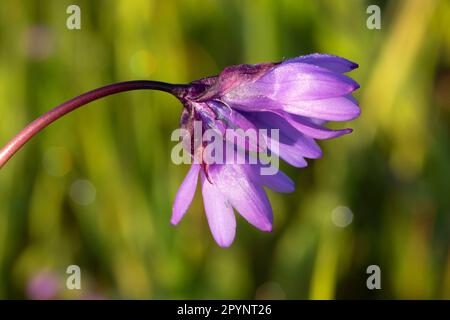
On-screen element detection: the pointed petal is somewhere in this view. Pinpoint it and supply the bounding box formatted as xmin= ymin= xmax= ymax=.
xmin=212 ymin=164 xmax=273 ymax=231
xmin=266 ymin=137 xmax=309 ymax=167
xmin=208 ymin=101 xmax=266 ymax=152
xmin=279 ymin=112 xmax=353 ymax=139
xmin=201 ymin=172 xmax=236 ymax=247
xmin=223 ymin=63 xmax=359 ymax=111
xmin=263 ymin=63 xmax=360 ymax=101
xmin=171 ymin=164 xmax=200 ymax=225
xmin=283 ymin=95 xmax=361 ymax=121
xmin=285 ymin=54 xmax=358 ymax=73
xmin=252 ymin=165 xmax=295 ymax=193
xmin=242 ymin=111 xmax=322 ymax=166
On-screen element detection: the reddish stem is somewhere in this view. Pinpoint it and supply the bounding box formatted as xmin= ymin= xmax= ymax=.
xmin=0 ymin=80 xmax=186 ymax=169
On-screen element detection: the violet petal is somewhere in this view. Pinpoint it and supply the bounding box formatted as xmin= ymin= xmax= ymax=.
xmin=201 ymin=172 xmax=236 ymax=247
xmin=212 ymin=164 xmax=273 ymax=231
xmin=282 ymin=95 xmax=361 ymax=121
xmin=223 ymin=63 xmax=359 ymax=111
xmin=279 ymin=111 xmax=353 ymax=139
xmin=251 ymin=165 xmax=295 ymax=193
xmin=284 ymin=53 xmax=358 ymax=73
xmin=171 ymin=164 xmax=200 ymax=225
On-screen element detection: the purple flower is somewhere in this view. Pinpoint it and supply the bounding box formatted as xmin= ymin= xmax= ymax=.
xmin=171 ymin=54 xmax=360 ymax=247
xmin=26 ymin=271 xmax=60 ymax=300
xmin=0 ymin=52 xmax=358 ymax=248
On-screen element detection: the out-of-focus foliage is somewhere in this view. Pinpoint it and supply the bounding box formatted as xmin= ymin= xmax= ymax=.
xmin=0 ymin=0 xmax=449 ymax=299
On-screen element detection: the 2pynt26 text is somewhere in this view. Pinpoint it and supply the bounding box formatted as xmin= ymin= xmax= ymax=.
xmin=177 ymin=303 xmax=272 ymax=318
xmin=221 ymin=304 xmax=272 ymax=316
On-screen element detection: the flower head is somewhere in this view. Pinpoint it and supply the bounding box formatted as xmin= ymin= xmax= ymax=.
xmin=171 ymin=54 xmax=360 ymax=247
xmin=0 ymin=52 xmax=359 ymax=248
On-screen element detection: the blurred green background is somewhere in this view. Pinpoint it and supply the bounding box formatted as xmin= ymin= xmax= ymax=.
xmin=0 ymin=0 xmax=449 ymax=299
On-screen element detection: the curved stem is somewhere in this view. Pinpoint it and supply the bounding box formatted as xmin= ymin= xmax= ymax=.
xmin=0 ymin=80 xmax=187 ymax=169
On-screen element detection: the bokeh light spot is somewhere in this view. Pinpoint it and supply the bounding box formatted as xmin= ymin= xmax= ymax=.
xmin=255 ymin=281 xmax=286 ymax=300
xmin=22 ymin=26 xmax=54 ymax=60
xmin=70 ymin=179 xmax=96 ymax=206
xmin=331 ymin=206 xmax=353 ymax=228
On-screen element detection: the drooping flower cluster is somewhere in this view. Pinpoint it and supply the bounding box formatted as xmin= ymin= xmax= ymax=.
xmin=171 ymin=54 xmax=360 ymax=247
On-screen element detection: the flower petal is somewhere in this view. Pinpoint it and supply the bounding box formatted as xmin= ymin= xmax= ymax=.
xmin=171 ymin=164 xmax=200 ymax=225
xmin=266 ymin=137 xmax=309 ymax=167
xmin=201 ymin=172 xmax=236 ymax=247
xmin=223 ymin=63 xmax=359 ymax=111
xmin=208 ymin=101 xmax=265 ymax=152
xmin=251 ymin=165 xmax=295 ymax=193
xmin=243 ymin=111 xmax=322 ymax=166
xmin=212 ymin=164 xmax=273 ymax=231
xmin=283 ymin=95 xmax=361 ymax=121
xmin=284 ymin=54 xmax=358 ymax=73
xmin=279 ymin=111 xmax=353 ymax=139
